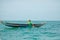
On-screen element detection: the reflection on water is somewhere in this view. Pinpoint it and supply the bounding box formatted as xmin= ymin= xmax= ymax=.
xmin=0 ymin=21 xmax=60 ymax=40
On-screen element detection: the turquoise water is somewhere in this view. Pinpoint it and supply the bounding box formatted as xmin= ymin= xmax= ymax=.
xmin=0 ymin=21 xmax=60 ymax=40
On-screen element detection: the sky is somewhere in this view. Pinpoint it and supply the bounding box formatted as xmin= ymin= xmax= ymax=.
xmin=0 ymin=0 xmax=60 ymax=21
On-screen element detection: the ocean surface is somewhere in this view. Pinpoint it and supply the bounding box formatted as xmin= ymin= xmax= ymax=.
xmin=0 ymin=21 xmax=60 ymax=40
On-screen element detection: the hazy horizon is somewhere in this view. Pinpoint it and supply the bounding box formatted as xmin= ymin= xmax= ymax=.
xmin=0 ymin=0 xmax=60 ymax=21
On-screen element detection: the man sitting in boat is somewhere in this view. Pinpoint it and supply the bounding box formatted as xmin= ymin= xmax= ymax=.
xmin=27 ymin=19 xmax=35 ymax=27
xmin=27 ymin=19 xmax=32 ymax=26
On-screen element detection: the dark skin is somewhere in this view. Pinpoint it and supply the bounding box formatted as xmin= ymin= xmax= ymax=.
xmin=27 ymin=20 xmax=35 ymax=27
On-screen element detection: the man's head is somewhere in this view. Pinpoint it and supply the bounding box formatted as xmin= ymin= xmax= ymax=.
xmin=28 ymin=19 xmax=31 ymax=22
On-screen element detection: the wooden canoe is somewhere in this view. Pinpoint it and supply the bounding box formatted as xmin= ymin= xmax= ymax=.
xmin=3 ymin=22 xmax=45 ymax=27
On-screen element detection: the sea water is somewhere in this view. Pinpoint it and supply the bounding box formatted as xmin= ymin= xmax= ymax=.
xmin=0 ymin=21 xmax=60 ymax=40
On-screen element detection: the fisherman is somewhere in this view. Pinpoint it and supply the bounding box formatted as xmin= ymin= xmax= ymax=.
xmin=27 ymin=19 xmax=32 ymax=26
xmin=27 ymin=19 xmax=35 ymax=27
